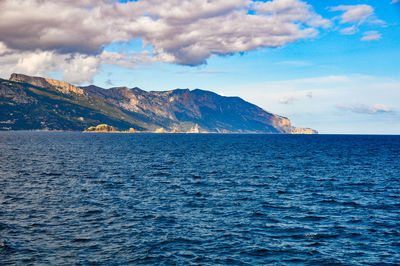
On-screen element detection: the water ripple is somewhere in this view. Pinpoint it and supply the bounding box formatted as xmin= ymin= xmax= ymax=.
xmin=0 ymin=132 xmax=400 ymax=264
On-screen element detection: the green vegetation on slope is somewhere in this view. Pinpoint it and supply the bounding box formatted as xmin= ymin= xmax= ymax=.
xmin=0 ymin=78 xmax=148 ymax=131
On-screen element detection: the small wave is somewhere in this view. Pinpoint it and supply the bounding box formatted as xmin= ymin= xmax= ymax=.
xmin=151 ymin=171 xmax=172 ymax=177
xmin=245 ymin=248 xmax=272 ymax=256
xmin=341 ymin=201 xmax=361 ymax=207
xmin=307 ymin=242 xmax=322 ymax=247
xmin=184 ymin=201 xmax=205 ymax=208
xmin=154 ymin=215 xmax=176 ymax=224
xmin=317 ymin=198 xmax=340 ymax=204
xmin=251 ymin=211 xmax=264 ymax=217
xmin=283 ymin=258 xmax=307 ymax=263
xmin=303 ymin=233 xmax=340 ymax=240
xmin=72 ymin=238 xmax=92 ymax=243
xmin=297 ymin=215 xmax=326 ymax=222
xmin=262 ymin=203 xmax=294 ymax=210
xmin=40 ymin=172 xmax=62 ymax=176
xmin=0 ymin=239 xmax=11 ymax=249
xmin=0 ymin=239 xmax=15 ymax=256
xmin=82 ymin=209 xmax=103 ymax=217
xmin=0 ymin=223 xmax=7 ymax=231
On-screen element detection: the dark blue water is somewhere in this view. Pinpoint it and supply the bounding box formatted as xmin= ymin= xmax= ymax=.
xmin=0 ymin=132 xmax=399 ymax=265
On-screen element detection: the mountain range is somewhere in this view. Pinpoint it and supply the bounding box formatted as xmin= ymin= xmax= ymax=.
xmin=0 ymin=73 xmax=317 ymax=134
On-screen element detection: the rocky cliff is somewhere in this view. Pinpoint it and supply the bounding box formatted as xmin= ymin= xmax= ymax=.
xmin=0 ymin=73 xmax=317 ymax=133
xmin=10 ymin=73 xmax=85 ymax=95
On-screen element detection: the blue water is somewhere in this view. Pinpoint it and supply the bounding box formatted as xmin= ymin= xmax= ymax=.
xmin=0 ymin=132 xmax=399 ymax=265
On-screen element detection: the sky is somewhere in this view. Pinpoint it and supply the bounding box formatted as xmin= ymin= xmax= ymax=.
xmin=0 ymin=0 xmax=399 ymax=134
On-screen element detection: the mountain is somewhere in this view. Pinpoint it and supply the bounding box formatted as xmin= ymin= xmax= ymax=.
xmin=0 ymin=73 xmax=317 ymax=134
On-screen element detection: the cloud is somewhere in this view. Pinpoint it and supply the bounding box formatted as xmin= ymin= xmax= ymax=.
xmin=361 ymin=31 xmax=382 ymax=41
xmin=279 ymin=91 xmax=312 ymax=104
xmin=330 ymin=5 xmax=375 ymax=24
xmin=253 ymin=0 xmax=331 ymax=28
xmin=0 ymin=0 xmax=330 ymax=83
xmin=336 ymin=104 xmax=393 ymax=114
xmin=340 ymin=25 xmax=358 ymax=35
xmin=279 ymin=96 xmax=296 ymax=104
xmin=0 ymin=42 xmax=154 ymax=83
xmin=330 ymin=4 xmax=384 ymax=38
xmin=392 ymin=0 xmax=400 ymax=3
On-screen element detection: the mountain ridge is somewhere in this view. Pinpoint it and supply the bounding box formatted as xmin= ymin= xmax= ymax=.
xmin=1 ymin=73 xmax=317 ymax=134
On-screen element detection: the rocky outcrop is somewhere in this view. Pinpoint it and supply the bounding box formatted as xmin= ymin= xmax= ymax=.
xmin=10 ymin=73 xmax=85 ymax=95
xmin=85 ymin=124 xmax=118 ymax=132
xmin=270 ymin=116 xmax=317 ymax=134
xmin=289 ymin=127 xmax=318 ymax=134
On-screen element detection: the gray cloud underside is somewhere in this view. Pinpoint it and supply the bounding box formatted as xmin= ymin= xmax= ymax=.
xmin=0 ymin=0 xmax=330 ymax=83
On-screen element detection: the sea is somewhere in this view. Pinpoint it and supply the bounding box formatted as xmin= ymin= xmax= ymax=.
xmin=0 ymin=132 xmax=399 ymax=265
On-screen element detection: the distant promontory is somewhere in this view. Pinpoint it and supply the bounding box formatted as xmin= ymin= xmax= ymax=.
xmin=0 ymin=73 xmax=317 ymax=134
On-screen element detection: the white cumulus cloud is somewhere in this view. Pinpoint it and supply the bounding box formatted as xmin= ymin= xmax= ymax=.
xmin=0 ymin=0 xmax=330 ymax=83
xmin=0 ymin=42 xmax=154 ymax=83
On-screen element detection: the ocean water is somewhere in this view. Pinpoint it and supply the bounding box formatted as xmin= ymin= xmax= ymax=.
xmin=0 ymin=132 xmax=399 ymax=265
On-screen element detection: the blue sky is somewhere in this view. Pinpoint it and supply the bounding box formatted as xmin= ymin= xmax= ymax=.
xmin=0 ymin=0 xmax=399 ymax=133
